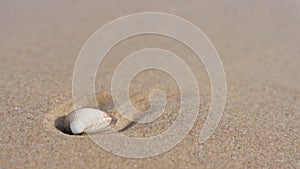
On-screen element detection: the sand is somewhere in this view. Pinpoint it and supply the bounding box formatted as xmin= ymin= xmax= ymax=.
xmin=0 ymin=0 xmax=299 ymax=168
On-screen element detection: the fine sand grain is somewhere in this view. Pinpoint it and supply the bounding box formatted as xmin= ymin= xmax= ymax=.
xmin=0 ymin=0 xmax=299 ymax=168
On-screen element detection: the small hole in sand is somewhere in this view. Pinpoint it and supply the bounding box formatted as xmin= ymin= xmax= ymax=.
xmin=54 ymin=116 xmax=74 ymax=135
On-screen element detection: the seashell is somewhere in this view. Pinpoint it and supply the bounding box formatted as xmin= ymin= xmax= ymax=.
xmin=64 ymin=108 xmax=113 ymax=134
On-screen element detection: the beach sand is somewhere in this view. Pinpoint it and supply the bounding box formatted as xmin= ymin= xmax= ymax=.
xmin=0 ymin=0 xmax=299 ymax=168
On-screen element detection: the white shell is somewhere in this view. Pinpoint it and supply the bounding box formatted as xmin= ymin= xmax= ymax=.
xmin=64 ymin=108 xmax=113 ymax=134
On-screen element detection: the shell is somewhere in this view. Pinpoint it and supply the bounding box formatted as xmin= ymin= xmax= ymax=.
xmin=64 ymin=108 xmax=113 ymax=134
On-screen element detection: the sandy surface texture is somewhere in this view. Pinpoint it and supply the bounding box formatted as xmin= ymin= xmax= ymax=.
xmin=0 ymin=0 xmax=299 ymax=168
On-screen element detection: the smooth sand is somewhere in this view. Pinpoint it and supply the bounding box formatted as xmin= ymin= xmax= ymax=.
xmin=0 ymin=0 xmax=299 ymax=168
